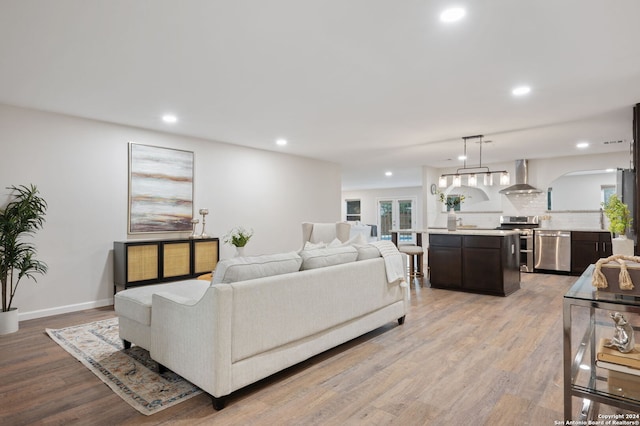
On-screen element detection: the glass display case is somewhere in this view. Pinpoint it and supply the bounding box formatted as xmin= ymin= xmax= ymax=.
xmin=564 ymin=264 xmax=640 ymax=420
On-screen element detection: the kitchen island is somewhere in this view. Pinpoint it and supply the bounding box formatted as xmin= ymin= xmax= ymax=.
xmin=428 ymin=229 xmax=520 ymax=296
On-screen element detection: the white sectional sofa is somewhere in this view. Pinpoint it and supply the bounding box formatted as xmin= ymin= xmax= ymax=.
xmin=114 ymin=242 xmax=407 ymax=409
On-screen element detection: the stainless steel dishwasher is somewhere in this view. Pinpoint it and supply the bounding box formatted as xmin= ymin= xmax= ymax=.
xmin=534 ymin=230 xmax=571 ymax=272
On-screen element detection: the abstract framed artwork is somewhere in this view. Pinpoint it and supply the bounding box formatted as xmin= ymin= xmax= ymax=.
xmin=128 ymin=143 xmax=194 ymax=234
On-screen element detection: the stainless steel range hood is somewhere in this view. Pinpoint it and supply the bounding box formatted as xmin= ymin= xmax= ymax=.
xmin=499 ymin=159 xmax=542 ymax=194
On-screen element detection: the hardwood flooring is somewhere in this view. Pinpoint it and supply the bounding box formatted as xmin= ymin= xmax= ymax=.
xmin=0 ymin=273 xmax=617 ymax=425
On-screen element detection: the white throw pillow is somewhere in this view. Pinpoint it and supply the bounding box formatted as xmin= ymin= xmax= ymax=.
xmin=347 ymin=233 xmax=367 ymax=246
xmin=303 ymin=241 xmax=327 ymax=250
xmin=299 ymin=246 xmax=358 ymax=270
xmin=327 ymin=238 xmax=343 ymax=248
xmin=212 ymin=252 xmax=303 ymax=284
xmin=328 ymin=233 xmax=367 ymax=248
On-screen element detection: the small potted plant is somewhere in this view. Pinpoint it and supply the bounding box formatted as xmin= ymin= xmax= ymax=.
xmin=436 ymin=190 xmax=466 ymax=231
xmin=437 ymin=191 xmax=466 ymax=211
xmin=602 ymin=194 xmax=633 ymax=255
xmin=0 ymin=184 xmax=48 ymax=334
xmin=223 ymin=226 xmax=253 ymax=257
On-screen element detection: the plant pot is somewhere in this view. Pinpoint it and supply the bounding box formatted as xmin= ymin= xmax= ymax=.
xmin=0 ymin=308 xmax=19 ymax=335
xmin=612 ymin=236 xmax=634 ymax=256
xmin=235 ymin=246 xmax=246 ymax=257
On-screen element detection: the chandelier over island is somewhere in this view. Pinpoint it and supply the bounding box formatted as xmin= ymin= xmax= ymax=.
xmin=438 ymin=135 xmax=510 ymax=188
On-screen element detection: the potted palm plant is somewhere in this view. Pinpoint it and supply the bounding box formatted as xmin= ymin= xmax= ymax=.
xmin=602 ymin=194 xmax=634 ymax=256
xmin=0 ymin=184 xmax=48 ymax=334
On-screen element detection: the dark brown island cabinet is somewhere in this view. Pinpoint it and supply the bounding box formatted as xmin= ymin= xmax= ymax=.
xmin=428 ymin=231 xmax=520 ymax=296
xmin=570 ymin=231 xmax=612 ymax=276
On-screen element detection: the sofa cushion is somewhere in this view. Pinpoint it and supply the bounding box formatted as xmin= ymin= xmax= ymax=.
xmin=212 ymin=251 xmax=303 ymax=284
xmin=114 ymin=279 xmax=209 ymax=326
xmin=299 ymin=245 xmax=358 ymax=270
xmin=355 ymin=244 xmax=381 ymax=261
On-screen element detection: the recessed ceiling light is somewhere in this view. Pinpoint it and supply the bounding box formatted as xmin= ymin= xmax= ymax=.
xmin=576 ymin=142 xmax=589 ymax=149
xmin=512 ymin=86 xmax=531 ymax=96
xmin=162 ymin=114 xmax=177 ymax=124
xmin=276 ymin=138 xmax=287 ymax=146
xmin=458 ymin=155 xmax=467 ymax=161
xmin=440 ymin=7 xmax=466 ymax=23
xmin=385 ymin=171 xmax=393 ymax=177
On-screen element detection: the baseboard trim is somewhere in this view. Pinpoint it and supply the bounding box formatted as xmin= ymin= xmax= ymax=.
xmin=18 ymin=298 xmax=114 ymax=321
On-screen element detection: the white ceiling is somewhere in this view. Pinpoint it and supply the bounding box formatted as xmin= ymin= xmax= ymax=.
xmin=1 ymin=1 xmax=639 ymax=190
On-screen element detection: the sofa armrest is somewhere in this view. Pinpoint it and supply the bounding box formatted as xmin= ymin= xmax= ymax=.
xmin=153 ymin=291 xmax=200 ymax=306
xmin=150 ymin=285 xmax=233 ymax=398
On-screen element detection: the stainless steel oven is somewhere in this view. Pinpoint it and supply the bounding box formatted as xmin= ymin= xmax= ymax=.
xmin=496 ymin=216 xmax=539 ymax=273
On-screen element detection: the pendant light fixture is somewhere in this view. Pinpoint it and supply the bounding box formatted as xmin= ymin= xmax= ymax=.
xmin=438 ymin=135 xmax=510 ymax=187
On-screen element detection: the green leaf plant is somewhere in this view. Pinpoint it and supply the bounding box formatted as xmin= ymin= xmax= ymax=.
xmin=602 ymin=193 xmax=632 ymax=237
xmin=0 ymin=185 xmax=48 ymax=312
xmin=223 ymin=226 xmax=253 ymax=248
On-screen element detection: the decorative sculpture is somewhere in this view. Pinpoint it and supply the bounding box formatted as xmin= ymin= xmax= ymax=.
xmin=190 ymin=218 xmax=200 ymax=239
xmin=604 ymin=312 xmax=636 ymax=353
xmin=199 ymin=208 xmax=209 ymax=238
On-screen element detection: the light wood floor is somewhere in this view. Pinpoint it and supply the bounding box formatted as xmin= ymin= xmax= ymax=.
xmin=0 ymin=273 xmax=606 ymax=425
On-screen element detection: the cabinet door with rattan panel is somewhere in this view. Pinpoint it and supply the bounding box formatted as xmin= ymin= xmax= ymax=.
xmin=163 ymin=242 xmax=191 ymax=278
xmin=126 ymin=244 xmax=159 ymax=282
xmin=193 ymin=239 xmax=219 ymax=274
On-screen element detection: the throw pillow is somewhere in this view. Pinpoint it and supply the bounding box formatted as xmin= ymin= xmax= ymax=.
xmin=327 ymin=233 xmax=367 ymax=248
xmin=303 ymin=241 xmax=327 ymax=250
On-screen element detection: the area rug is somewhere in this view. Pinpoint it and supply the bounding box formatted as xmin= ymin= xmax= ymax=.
xmin=45 ymin=317 xmax=202 ymax=415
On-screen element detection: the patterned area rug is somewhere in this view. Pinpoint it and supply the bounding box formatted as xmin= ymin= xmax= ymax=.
xmin=46 ymin=317 xmax=202 ymax=415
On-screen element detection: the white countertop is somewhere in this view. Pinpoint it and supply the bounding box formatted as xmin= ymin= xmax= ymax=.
xmin=429 ymin=229 xmax=519 ymax=236
xmin=536 ymin=228 xmax=608 ymax=233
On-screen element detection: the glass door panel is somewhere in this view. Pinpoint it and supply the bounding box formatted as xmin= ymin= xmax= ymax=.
xmin=379 ymin=200 xmax=393 ymax=241
xmin=378 ymin=198 xmax=417 ymax=242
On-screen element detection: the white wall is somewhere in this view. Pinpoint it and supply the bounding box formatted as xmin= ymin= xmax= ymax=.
xmin=529 ymin=151 xmax=630 ymax=190
xmin=0 ymin=104 xmax=341 ymax=320
xmin=550 ymin=172 xmax=616 ymax=211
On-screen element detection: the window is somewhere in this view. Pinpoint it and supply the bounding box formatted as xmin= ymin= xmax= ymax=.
xmin=346 ymin=200 xmax=361 ymax=222
xmin=602 ymin=185 xmax=615 ymax=205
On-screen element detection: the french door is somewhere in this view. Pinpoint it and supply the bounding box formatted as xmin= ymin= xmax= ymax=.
xmin=377 ymin=197 xmax=417 ymax=242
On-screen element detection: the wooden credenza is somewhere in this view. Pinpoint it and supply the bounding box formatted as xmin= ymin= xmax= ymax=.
xmin=113 ymin=238 xmax=219 ymax=293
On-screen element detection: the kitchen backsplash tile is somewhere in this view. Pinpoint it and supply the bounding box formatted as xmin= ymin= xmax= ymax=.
xmin=431 ymin=192 xmax=606 ymax=231
xmin=541 ymin=211 xmax=606 ymax=230
xmin=502 ymin=193 xmax=547 ymax=215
